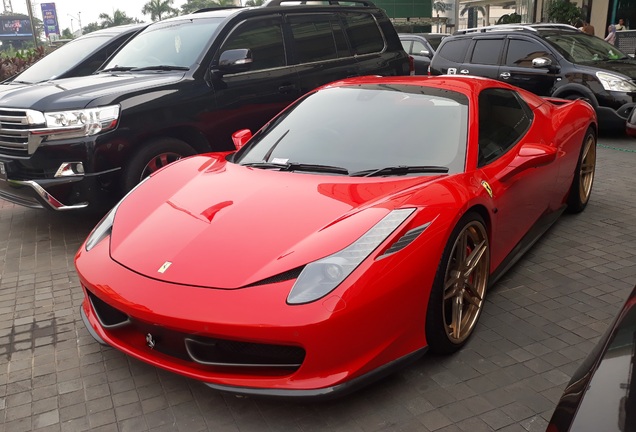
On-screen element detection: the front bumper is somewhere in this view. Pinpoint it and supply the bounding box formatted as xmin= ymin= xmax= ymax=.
xmin=75 ymin=235 xmax=432 ymax=397
xmin=0 ymin=176 xmax=89 ymax=210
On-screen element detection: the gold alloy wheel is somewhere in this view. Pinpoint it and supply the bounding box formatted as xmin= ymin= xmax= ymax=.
xmin=579 ymin=134 xmax=597 ymax=204
xmin=442 ymin=221 xmax=489 ymax=344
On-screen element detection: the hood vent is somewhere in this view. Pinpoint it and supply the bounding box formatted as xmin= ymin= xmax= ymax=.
xmin=380 ymin=222 xmax=431 ymax=258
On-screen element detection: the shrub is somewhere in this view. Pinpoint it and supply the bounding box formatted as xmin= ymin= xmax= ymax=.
xmin=0 ymin=46 xmax=46 ymax=81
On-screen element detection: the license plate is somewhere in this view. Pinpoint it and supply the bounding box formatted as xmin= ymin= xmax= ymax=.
xmin=0 ymin=162 xmax=5 ymax=181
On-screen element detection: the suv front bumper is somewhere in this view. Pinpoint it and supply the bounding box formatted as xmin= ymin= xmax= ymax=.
xmin=0 ymin=174 xmax=89 ymax=210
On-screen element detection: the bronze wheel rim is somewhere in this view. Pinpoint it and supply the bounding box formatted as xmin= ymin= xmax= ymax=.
xmin=579 ymin=135 xmax=596 ymax=204
xmin=141 ymin=152 xmax=182 ymax=180
xmin=442 ymin=221 xmax=489 ymax=344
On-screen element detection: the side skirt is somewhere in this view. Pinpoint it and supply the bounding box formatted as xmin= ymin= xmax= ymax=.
xmin=489 ymin=205 xmax=566 ymax=287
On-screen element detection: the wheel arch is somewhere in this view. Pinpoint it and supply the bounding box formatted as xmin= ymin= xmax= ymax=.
xmin=551 ymin=84 xmax=599 ymax=109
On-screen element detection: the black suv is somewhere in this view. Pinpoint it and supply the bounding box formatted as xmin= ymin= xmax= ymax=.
xmin=429 ymin=23 xmax=636 ymax=129
xmin=0 ymin=0 xmax=409 ymax=211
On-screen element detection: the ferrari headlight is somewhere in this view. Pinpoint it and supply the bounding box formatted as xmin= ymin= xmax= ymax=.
xmin=32 ymin=105 xmax=120 ymax=141
xmin=287 ymin=208 xmax=416 ymax=305
xmin=85 ymin=177 xmax=149 ymax=251
xmin=596 ymin=72 xmax=636 ymax=92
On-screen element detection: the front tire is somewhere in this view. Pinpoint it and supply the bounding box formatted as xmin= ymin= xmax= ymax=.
xmin=122 ymin=138 xmax=196 ymax=193
xmin=567 ymin=127 xmax=596 ymax=213
xmin=425 ymin=212 xmax=490 ymax=354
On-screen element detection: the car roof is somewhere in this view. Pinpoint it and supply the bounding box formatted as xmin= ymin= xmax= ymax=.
xmin=81 ymin=23 xmax=148 ymax=38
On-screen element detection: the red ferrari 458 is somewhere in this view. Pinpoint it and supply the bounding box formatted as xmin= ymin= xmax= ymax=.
xmin=76 ymin=76 xmax=597 ymax=398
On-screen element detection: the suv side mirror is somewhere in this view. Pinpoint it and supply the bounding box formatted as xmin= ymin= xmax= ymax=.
xmin=217 ymin=49 xmax=253 ymax=74
xmin=532 ymin=57 xmax=552 ymax=68
xmin=419 ymin=49 xmax=431 ymax=58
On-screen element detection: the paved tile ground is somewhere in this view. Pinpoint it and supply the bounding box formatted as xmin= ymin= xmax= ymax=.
xmin=0 ymin=134 xmax=636 ymax=432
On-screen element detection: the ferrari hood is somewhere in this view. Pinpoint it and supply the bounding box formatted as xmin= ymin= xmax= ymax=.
xmin=109 ymin=155 xmax=442 ymax=289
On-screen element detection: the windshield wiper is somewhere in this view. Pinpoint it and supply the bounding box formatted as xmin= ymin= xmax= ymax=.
xmin=242 ymin=161 xmax=349 ymax=175
xmin=350 ymin=165 xmax=449 ymax=177
xmin=99 ymin=66 xmax=135 ymax=73
xmin=130 ymin=65 xmax=190 ymax=72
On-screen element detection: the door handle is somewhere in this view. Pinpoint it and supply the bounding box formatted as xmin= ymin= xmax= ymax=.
xmin=460 ymin=69 xmax=470 ymax=74
xmin=500 ymin=72 xmax=511 ymax=79
xmin=279 ymin=84 xmax=298 ymax=94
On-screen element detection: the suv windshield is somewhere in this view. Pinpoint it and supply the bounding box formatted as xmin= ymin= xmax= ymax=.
xmin=15 ymin=35 xmax=114 ymax=83
xmin=234 ymin=84 xmax=468 ymax=175
xmin=544 ymin=33 xmax=629 ymax=62
xmin=103 ymin=18 xmax=222 ymax=70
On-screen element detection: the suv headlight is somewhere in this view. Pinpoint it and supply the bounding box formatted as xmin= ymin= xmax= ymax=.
xmin=596 ymin=72 xmax=636 ymax=92
xmin=32 ymin=105 xmax=120 ymax=141
xmin=287 ymin=208 xmax=416 ymax=305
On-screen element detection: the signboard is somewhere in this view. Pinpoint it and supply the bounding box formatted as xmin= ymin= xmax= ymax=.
xmin=0 ymin=18 xmax=32 ymax=37
xmin=41 ymin=3 xmax=60 ymax=37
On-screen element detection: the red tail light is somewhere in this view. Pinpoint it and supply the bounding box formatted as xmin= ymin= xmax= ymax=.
xmin=408 ymin=55 xmax=415 ymax=76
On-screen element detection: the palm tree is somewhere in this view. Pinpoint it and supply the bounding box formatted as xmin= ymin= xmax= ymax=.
xmin=460 ymin=4 xmax=486 ymax=28
xmin=142 ymin=0 xmax=178 ymax=22
xmin=99 ymin=10 xmax=139 ymax=28
xmin=181 ymin=0 xmax=237 ymax=15
xmin=432 ymin=1 xmax=452 ymax=32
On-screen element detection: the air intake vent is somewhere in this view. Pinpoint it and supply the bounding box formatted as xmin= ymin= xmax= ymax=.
xmin=381 ymin=222 xmax=430 ymax=257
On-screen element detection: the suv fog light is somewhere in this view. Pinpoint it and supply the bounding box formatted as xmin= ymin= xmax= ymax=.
xmin=55 ymin=162 xmax=85 ymax=178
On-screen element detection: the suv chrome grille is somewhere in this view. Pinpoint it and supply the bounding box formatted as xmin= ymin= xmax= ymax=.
xmin=0 ymin=108 xmax=45 ymax=156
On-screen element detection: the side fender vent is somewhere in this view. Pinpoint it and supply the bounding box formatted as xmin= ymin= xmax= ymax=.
xmin=381 ymin=222 xmax=431 ymax=257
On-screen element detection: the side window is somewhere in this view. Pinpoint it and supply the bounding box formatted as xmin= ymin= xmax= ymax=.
xmin=412 ymin=40 xmax=428 ymax=55
xmin=470 ymin=39 xmax=504 ymax=65
xmin=401 ymin=39 xmax=412 ymax=53
xmin=478 ymin=88 xmax=532 ymax=166
xmin=437 ymin=39 xmax=470 ymax=62
xmin=220 ymin=17 xmax=286 ymax=71
xmin=288 ymin=15 xmax=347 ymax=63
xmin=505 ymin=39 xmax=555 ymax=67
xmin=342 ymin=13 xmax=384 ymax=55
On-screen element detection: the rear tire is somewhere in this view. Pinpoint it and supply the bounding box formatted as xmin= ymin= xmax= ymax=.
xmin=122 ymin=138 xmax=196 ymax=193
xmin=425 ymin=212 xmax=489 ymax=354
xmin=566 ymin=127 xmax=596 ymax=213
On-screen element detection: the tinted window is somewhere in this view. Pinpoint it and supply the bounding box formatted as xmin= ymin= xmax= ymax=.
xmin=471 ymin=39 xmax=504 ymax=65
xmin=544 ymin=33 xmax=629 ymax=62
xmin=105 ymin=18 xmax=222 ymax=69
xmin=478 ymin=88 xmax=532 ymax=166
xmin=412 ymin=40 xmax=428 ymax=55
xmin=505 ymin=39 xmax=554 ymax=67
xmin=221 ymin=17 xmax=286 ymax=71
xmin=437 ymin=38 xmax=470 ymax=62
xmin=343 ymin=13 xmax=384 ymax=55
xmin=401 ymin=39 xmax=412 ymax=52
xmin=17 ymin=35 xmax=114 ymax=82
xmin=235 ymin=85 xmax=469 ymax=174
xmin=289 ymin=15 xmax=347 ymax=63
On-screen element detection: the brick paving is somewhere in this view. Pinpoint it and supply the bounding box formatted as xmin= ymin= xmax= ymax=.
xmin=0 ymin=135 xmax=635 ymax=432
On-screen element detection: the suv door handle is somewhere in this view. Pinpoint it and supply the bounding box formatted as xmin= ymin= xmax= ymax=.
xmin=500 ymin=72 xmax=511 ymax=79
xmin=279 ymin=84 xmax=298 ymax=94
xmin=460 ymin=69 xmax=470 ymax=74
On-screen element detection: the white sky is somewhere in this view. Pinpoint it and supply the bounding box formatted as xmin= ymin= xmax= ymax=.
xmin=11 ymin=1 xmax=194 ymax=35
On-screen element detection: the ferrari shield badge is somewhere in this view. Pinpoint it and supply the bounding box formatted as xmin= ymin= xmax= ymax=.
xmin=481 ymin=180 xmax=493 ymax=198
xmin=158 ymin=261 xmax=172 ymax=273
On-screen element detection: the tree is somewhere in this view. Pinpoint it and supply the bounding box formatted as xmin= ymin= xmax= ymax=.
xmin=545 ymin=0 xmax=582 ymax=25
xmin=99 ymin=10 xmax=139 ymax=28
xmin=181 ymin=0 xmax=236 ymax=14
xmin=496 ymin=13 xmax=522 ymax=25
xmin=460 ymin=5 xmax=486 ymax=28
xmin=61 ymin=28 xmax=74 ymax=39
xmin=244 ymin=0 xmax=265 ymax=5
xmin=142 ymin=0 xmax=178 ymax=22
xmin=82 ymin=22 xmax=102 ymax=34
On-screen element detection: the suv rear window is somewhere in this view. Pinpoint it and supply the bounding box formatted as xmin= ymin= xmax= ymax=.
xmin=343 ymin=13 xmax=384 ymax=55
xmin=437 ymin=38 xmax=470 ymax=63
xmin=289 ymin=14 xmax=349 ymax=62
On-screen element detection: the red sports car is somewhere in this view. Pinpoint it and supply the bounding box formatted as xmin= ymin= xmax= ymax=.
xmin=76 ymin=76 xmax=597 ymax=398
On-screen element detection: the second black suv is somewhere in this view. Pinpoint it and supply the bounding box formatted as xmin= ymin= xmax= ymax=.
xmin=0 ymin=0 xmax=410 ymax=211
xmin=430 ymin=23 xmax=636 ymax=129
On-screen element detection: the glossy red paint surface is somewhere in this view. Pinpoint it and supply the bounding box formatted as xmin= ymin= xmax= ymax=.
xmin=75 ymin=76 xmax=597 ymax=395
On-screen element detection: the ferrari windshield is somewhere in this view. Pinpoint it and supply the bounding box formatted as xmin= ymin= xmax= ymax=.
xmin=543 ymin=33 xmax=629 ymax=62
xmin=234 ymin=84 xmax=469 ymax=175
xmin=102 ymin=18 xmax=222 ymax=71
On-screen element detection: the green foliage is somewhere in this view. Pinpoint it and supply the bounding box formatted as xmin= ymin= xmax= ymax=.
xmin=0 ymin=46 xmax=46 ymax=80
xmin=82 ymin=22 xmax=102 ymax=35
xmin=61 ymin=28 xmax=74 ymax=39
xmin=181 ymin=0 xmax=236 ymax=14
xmin=244 ymin=0 xmax=265 ymax=5
xmin=99 ymin=10 xmax=140 ymax=28
xmin=545 ymin=0 xmax=582 ymax=25
xmin=142 ymin=0 xmax=178 ymax=22
xmin=496 ymin=13 xmax=522 ymax=25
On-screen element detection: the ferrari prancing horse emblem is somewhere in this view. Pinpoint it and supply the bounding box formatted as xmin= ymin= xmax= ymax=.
xmin=146 ymin=333 xmax=156 ymax=349
xmin=158 ymin=261 xmax=172 ymax=273
xmin=481 ymin=180 xmax=493 ymax=198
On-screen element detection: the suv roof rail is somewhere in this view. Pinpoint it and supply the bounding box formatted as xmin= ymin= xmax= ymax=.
xmin=455 ymin=23 xmax=579 ymax=35
xmin=194 ymin=6 xmax=242 ymax=13
xmin=263 ymin=0 xmax=376 ymax=7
